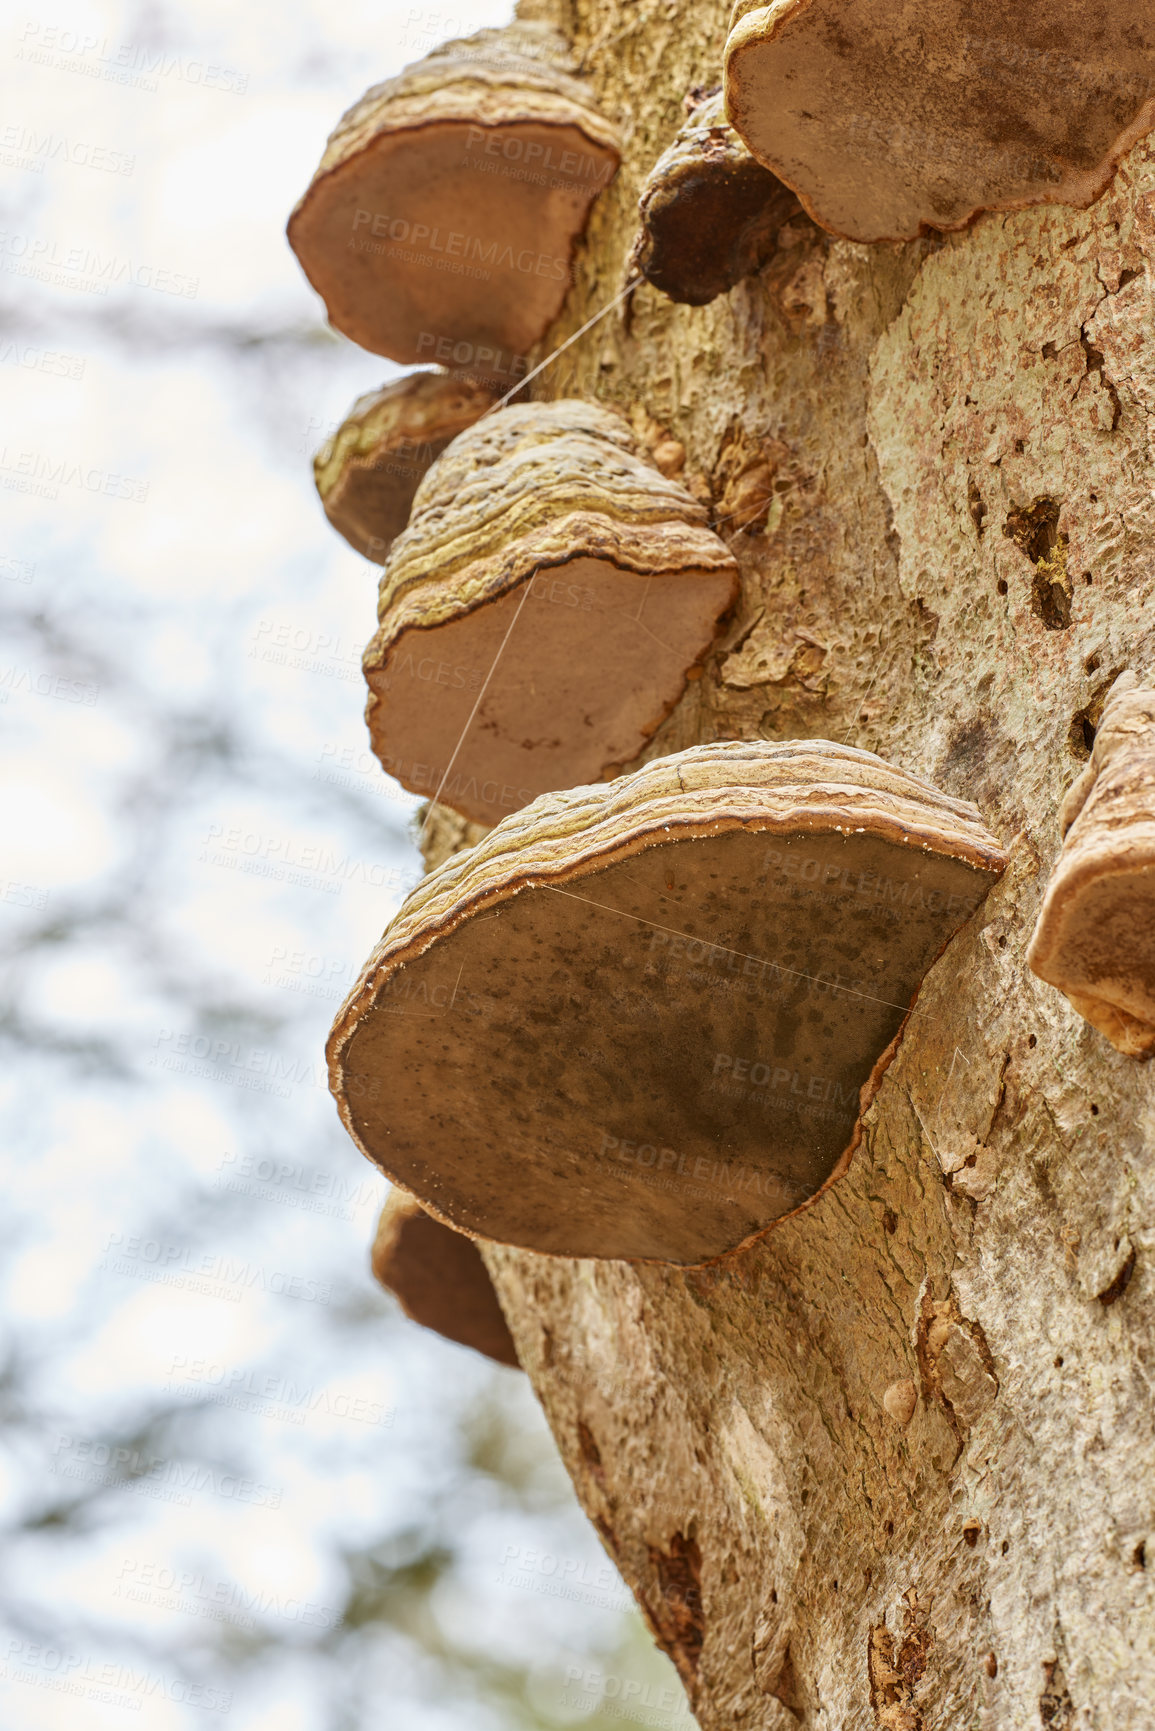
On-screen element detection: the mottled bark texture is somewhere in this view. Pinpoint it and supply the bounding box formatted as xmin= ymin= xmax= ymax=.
xmin=424 ymin=1 xmax=1155 ymax=1722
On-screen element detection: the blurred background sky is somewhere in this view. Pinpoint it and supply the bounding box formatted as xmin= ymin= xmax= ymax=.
xmin=0 ymin=2 xmax=690 ymax=1724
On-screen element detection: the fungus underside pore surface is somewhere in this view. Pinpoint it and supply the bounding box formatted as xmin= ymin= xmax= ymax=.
xmin=365 ymin=557 xmax=735 ymax=826
xmin=335 ymin=804 xmax=1002 ymax=1263
xmin=723 ymin=0 xmax=1155 ymax=243
xmin=291 ymin=105 xmax=620 ymax=360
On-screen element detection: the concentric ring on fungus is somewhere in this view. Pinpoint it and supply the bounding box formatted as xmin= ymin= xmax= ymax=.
xmin=287 ymin=22 xmax=621 ymax=362
xmin=362 ymin=400 xmax=739 ymax=828
xmin=315 ymin=372 xmax=497 ymax=564
xmin=1028 ymin=672 xmax=1155 ymax=1057
xmin=329 ymin=739 xmax=1007 ymax=1265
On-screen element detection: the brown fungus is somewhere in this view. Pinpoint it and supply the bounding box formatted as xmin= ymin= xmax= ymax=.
xmin=329 ymin=740 xmax=1006 ymax=1265
xmin=371 ymin=1189 xmax=519 ymax=1367
xmin=723 ymin=0 xmax=1155 ymax=244
xmin=287 ymin=22 xmax=621 ymax=363
xmin=315 ymin=372 xmax=497 ymax=564
xmin=1028 ymin=672 xmax=1155 ymax=1057
xmin=362 ymin=400 xmax=739 ymax=828
xmin=632 ymin=89 xmax=801 ymax=305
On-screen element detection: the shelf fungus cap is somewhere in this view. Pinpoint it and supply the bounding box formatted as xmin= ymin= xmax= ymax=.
xmin=329 ymin=739 xmax=1007 ymax=1264
xmin=287 ymin=22 xmax=621 ymax=362
xmin=371 ymin=1189 xmax=519 ymax=1366
xmin=315 ymin=372 xmax=498 ymax=563
xmin=633 ymin=89 xmax=801 ymax=304
xmin=723 ymin=0 xmax=1155 ymax=243
xmin=1028 ymin=672 xmax=1155 ymax=1057
xmin=363 ymin=400 xmax=739 ymax=827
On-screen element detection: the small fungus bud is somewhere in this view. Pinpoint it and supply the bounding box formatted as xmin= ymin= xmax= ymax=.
xmin=633 ymin=90 xmax=801 ymax=304
xmin=883 ymin=1379 xmax=918 ymax=1425
xmin=651 ymin=439 xmax=686 ymax=477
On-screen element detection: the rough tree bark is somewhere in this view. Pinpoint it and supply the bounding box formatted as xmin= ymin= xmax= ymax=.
xmin=424 ymin=0 xmax=1155 ymax=1722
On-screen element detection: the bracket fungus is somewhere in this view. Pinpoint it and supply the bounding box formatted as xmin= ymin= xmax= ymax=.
xmin=1028 ymin=672 xmax=1155 ymax=1057
xmin=316 ymin=372 xmax=497 ymax=564
xmin=633 ymin=89 xmax=801 ymax=304
xmin=372 ymin=1189 xmax=519 ymax=1366
xmin=329 ymin=740 xmax=1007 ymax=1265
xmin=723 ymin=0 xmax=1155 ymax=244
xmin=362 ymin=400 xmax=739 ymax=828
xmin=287 ymin=22 xmax=621 ymax=363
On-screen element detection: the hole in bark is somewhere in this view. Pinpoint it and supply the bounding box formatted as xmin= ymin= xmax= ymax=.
xmin=986 ymin=1652 xmax=999 ymax=1678
xmin=1090 ymin=1103 xmax=1099 ymax=1115
xmin=997 ymin=934 xmax=1006 ymax=948
xmin=1004 ymin=498 xmax=1071 ymax=628
xmin=1028 ymin=1034 xmax=1037 ymax=1048
xmin=1070 ymin=675 xmax=1120 ymax=760
xmin=646 ymin=1532 xmax=705 ymax=1682
xmin=1097 ymin=1247 xmax=1136 ymax=1307
xmin=1033 ymin=548 xmax=1072 ymax=628
xmin=1085 ymin=653 xmax=1101 ymax=673
xmin=885 ymin=1520 xmax=894 ymax=1537
xmin=577 ymin=1419 xmax=605 ymax=1482
xmin=868 ymin=1617 xmax=932 ymax=1723
xmin=1083 ymin=571 xmax=1093 ymax=584
xmin=1134 ymin=1541 xmax=1147 ymax=1570
xmin=968 ymin=478 xmax=986 ymax=536
xmin=1014 ymin=438 xmax=1025 ymax=452
xmin=1040 ymin=1658 xmax=1075 ymax=1727
xmin=963 ymin=1521 xmax=981 ymax=1548
xmin=1054 ymin=1356 xmax=1064 ymax=1367
xmin=996 ymin=577 xmax=1008 ymax=595
xmin=1001 ymin=1540 xmax=1010 ymax=1554
xmin=1041 ymin=341 xmax=1057 ymax=359
xmin=1069 ymin=709 xmax=1097 ymax=760
xmin=883 ymin=1207 xmax=898 ymax=1235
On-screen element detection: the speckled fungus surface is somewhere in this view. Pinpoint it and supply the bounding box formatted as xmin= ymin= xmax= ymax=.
xmin=633 ymin=89 xmax=800 ymax=304
xmin=371 ymin=1190 xmax=519 ymax=1366
xmin=287 ymin=22 xmax=621 ymax=363
xmin=315 ymin=372 xmax=497 ymax=564
xmin=362 ymin=400 xmax=739 ymax=828
xmin=1028 ymin=672 xmax=1155 ymax=1057
xmin=723 ymin=0 xmax=1155 ymax=243
xmin=329 ymin=740 xmax=1007 ymax=1265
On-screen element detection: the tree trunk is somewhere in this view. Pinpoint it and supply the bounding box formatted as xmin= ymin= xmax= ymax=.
xmin=433 ymin=0 xmax=1155 ymax=1722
